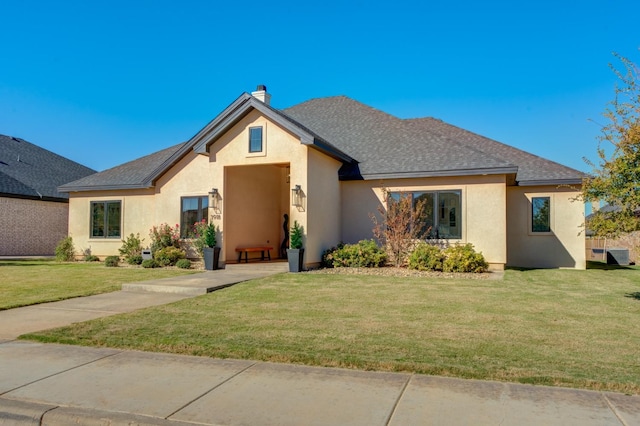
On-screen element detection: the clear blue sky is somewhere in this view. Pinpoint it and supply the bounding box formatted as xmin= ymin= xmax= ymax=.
xmin=1 ymin=0 xmax=638 ymax=173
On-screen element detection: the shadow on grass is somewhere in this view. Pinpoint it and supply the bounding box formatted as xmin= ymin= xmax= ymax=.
xmin=587 ymin=261 xmax=636 ymax=271
xmin=625 ymin=292 xmax=640 ymax=300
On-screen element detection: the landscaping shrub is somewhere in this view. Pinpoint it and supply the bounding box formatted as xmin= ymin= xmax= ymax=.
xmin=321 ymin=243 xmax=344 ymax=268
xmin=127 ymin=255 xmax=143 ymax=265
xmin=142 ymin=259 xmax=160 ymax=268
xmin=54 ymin=237 xmax=75 ymax=262
xmin=119 ymin=233 xmax=144 ymax=264
xmin=149 ymin=223 xmax=181 ymax=253
xmin=176 ymin=259 xmax=192 ymax=269
xmin=81 ymin=247 xmax=99 ymax=262
xmin=442 ymin=243 xmax=488 ymax=273
xmin=408 ymin=242 xmax=444 ymax=271
xmin=328 ymin=240 xmax=387 ymax=268
xmin=154 ymin=246 xmax=186 ymax=266
xmin=104 ymin=256 xmax=120 ymax=267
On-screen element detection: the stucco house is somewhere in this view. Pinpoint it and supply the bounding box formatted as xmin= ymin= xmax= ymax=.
xmin=0 ymin=134 xmax=96 ymax=256
xmin=59 ymin=86 xmax=586 ymax=269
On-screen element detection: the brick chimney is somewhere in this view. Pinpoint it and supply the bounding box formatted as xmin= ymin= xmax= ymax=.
xmin=251 ymin=84 xmax=271 ymax=105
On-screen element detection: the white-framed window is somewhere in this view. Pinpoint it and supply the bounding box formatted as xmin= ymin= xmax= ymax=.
xmin=90 ymin=200 xmax=121 ymax=238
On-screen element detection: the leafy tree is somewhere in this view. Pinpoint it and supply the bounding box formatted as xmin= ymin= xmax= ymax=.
xmin=582 ymin=53 xmax=640 ymax=238
xmin=370 ymin=188 xmax=429 ymax=266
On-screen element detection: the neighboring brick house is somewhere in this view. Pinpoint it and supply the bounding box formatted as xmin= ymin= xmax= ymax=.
xmin=0 ymin=135 xmax=96 ymax=256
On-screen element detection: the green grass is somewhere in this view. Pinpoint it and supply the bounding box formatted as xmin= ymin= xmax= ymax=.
xmin=20 ymin=263 xmax=640 ymax=394
xmin=0 ymin=259 xmax=197 ymax=310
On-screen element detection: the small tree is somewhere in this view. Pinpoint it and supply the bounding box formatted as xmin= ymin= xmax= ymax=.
xmin=582 ymin=53 xmax=640 ymax=238
xmin=290 ymin=221 xmax=304 ymax=249
xmin=370 ymin=188 xmax=429 ymax=266
xmin=55 ymin=236 xmax=75 ymax=262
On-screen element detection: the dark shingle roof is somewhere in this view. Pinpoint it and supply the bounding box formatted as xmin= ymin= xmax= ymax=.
xmin=0 ymin=134 xmax=96 ymax=201
xmin=406 ymin=117 xmax=585 ymax=185
xmin=59 ymin=142 xmax=186 ymax=191
xmin=283 ymin=96 xmax=518 ymax=180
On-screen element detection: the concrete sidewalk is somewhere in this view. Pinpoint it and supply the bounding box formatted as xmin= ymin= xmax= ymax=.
xmin=1 ymin=263 xmax=639 ymax=425
xmin=0 ymin=263 xmax=288 ymax=340
xmin=1 ymin=341 xmax=639 ymax=426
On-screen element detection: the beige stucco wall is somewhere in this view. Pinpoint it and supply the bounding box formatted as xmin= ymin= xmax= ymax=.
xmin=506 ymin=185 xmax=585 ymax=269
xmin=67 ymin=150 xmax=211 ymax=258
xmin=340 ymin=175 xmax=508 ymax=268
xmin=305 ymin=148 xmax=343 ymax=266
xmin=0 ymin=197 xmax=69 ymax=256
xmin=208 ymin=109 xmax=312 ymax=265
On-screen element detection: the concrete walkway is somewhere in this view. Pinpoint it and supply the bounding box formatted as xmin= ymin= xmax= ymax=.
xmin=1 ymin=264 xmax=640 ymax=425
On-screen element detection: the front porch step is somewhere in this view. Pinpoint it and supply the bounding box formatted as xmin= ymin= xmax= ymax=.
xmin=121 ymin=262 xmax=288 ymax=295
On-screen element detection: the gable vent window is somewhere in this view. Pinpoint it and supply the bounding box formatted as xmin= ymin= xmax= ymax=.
xmin=249 ymin=127 xmax=263 ymax=153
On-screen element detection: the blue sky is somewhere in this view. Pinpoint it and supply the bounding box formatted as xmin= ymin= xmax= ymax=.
xmin=1 ymin=0 xmax=638 ymax=174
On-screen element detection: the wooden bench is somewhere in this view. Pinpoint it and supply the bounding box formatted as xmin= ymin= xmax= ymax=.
xmin=235 ymin=246 xmax=273 ymax=263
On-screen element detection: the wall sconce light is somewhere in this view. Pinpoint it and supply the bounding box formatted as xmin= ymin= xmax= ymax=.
xmin=209 ymin=188 xmax=220 ymax=212
xmin=291 ymin=185 xmax=303 ymax=207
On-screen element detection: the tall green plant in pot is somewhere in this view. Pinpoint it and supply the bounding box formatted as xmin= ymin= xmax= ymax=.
xmin=287 ymin=220 xmax=304 ymax=272
xmin=194 ymin=220 xmax=220 ymax=270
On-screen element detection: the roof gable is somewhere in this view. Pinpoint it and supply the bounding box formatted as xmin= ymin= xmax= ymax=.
xmin=0 ymin=135 xmax=96 ymax=200
xmin=191 ymin=93 xmax=355 ymax=164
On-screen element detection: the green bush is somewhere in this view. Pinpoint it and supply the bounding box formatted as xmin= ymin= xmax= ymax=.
xmin=84 ymin=254 xmax=100 ymax=262
xmin=408 ymin=243 xmax=445 ymax=271
xmin=176 ymin=259 xmax=192 ymax=269
xmin=104 ymin=256 xmax=120 ymax=267
xmin=54 ymin=237 xmax=75 ymax=262
xmin=154 ymin=246 xmax=186 ymax=266
xmin=127 ymin=255 xmax=143 ymax=265
xmin=328 ymin=240 xmax=387 ymax=268
xmin=321 ymin=243 xmax=344 ymax=268
xmin=442 ymin=243 xmax=488 ymax=273
xmin=119 ymin=233 xmax=144 ymax=263
xmin=290 ymin=221 xmax=304 ymax=249
xmin=142 ymin=259 xmax=159 ymax=268
xmin=149 ymin=223 xmax=180 ymax=253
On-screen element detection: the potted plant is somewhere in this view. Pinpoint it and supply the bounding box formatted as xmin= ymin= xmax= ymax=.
xmin=193 ymin=220 xmax=220 ymax=270
xmin=287 ymin=220 xmax=304 ymax=272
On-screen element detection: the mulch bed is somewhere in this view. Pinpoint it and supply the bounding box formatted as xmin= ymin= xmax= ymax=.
xmin=304 ymin=266 xmax=492 ymax=279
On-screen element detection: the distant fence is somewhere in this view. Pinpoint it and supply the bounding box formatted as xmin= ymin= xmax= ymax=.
xmin=586 ymin=234 xmax=639 ymax=263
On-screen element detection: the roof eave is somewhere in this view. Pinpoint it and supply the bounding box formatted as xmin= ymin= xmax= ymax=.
xmin=517 ymin=178 xmax=583 ymax=187
xmin=351 ymin=166 xmax=519 ymax=181
xmin=58 ymin=183 xmax=154 ymax=193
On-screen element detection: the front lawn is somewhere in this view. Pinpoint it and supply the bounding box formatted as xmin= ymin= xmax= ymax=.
xmin=21 ymin=265 xmax=640 ymax=394
xmin=0 ymin=260 xmax=197 ymax=310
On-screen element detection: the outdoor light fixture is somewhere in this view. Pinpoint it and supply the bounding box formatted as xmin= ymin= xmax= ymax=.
xmin=291 ymin=185 xmax=303 ymax=207
xmin=209 ymin=188 xmax=220 ymax=212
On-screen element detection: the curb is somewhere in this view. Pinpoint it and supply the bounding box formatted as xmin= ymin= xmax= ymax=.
xmin=0 ymin=398 xmax=195 ymax=426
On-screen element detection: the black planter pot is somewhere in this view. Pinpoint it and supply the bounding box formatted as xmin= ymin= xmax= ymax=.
xmin=287 ymin=248 xmax=304 ymax=272
xmin=203 ymin=247 xmax=221 ymax=270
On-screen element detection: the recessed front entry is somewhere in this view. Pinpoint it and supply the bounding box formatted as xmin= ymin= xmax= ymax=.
xmin=223 ymin=164 xmax=290 ymax=262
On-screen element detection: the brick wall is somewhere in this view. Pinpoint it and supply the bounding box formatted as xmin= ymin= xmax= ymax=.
xmin=0 ymin=197 xmax=69 ymax=256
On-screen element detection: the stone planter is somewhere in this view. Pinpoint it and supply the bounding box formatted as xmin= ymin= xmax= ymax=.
xmin=286 ymin=248 xmax=304 ymax=272
xmin=203 ymin=247 xmax=221 ymax=270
